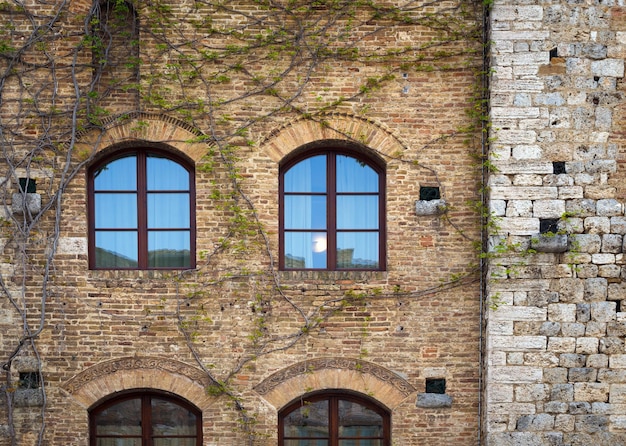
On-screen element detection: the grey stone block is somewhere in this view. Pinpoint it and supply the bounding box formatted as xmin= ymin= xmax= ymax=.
xmin=415 ymin=199 xmax=448 ymax=216
xmin=531 ymin=234 xmax=568 ymax=253
xmin=11 ymin=193 xmax=41 ymax=215
xmin=13 ymin=389 xmax=44 ymax=407
xmin=416 ymin=393 xmax=452 ymax=408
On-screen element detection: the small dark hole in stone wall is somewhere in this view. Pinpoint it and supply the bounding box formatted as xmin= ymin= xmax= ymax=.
xmin=553 ymin=162 xmax=566 ymax=174
xmin=19 ymin=372 xmax=40 ymax=389
xmin=420 ymin=186 xmax=440 ymax=201
xmin=425 ymin=378 xmax=446 ymax=394
xmin=616 ymin=301 xmax=622 ymax=313
xmin=18 ymin=177 xmax=36 ymax=193
xmin=540 ymin=219 xmax=559 ymax=234
xmin=549 ymin=48 xmax=558 ymax=59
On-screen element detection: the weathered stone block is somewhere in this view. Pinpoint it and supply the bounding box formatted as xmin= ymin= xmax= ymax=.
xmin=597 ymin=199 xmax=623 ymax=217
xmin=551 ymin=384 xmax=574 ymax=402
xmin=591 ymin=302 xmax=616 ymax=322
xmin=568 ymin=368 xmax=598 ymax=382
xmin=530 ymin=234 xmax=568 ymax=253
xmin=416 ymin=393 xmax=452 ymax=408
xmin=574 ymin=414 xmax=609 ymax=433
xmin=560 ymin=353 xmax=587 ymax=368
xmin=516 ymin=413 xmax=555 ymax=431
xmin=573 ymin=383 xmax=609 ymax=402
xmin=601 ymin=234 xmax=623 ymax=253
xmin=591 ymin=59 xmax=625 ymax=78
xmin=548 ymin=304 xmax=577 ymax=322
xmin=584 ymin=217 xmax=611 ymax=235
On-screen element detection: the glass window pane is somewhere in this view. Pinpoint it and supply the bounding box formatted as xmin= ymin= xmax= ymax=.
xmin=153 ymin=440 xmax=196 ymax=446
xmin=285 ymin=196 xmax=326 ymax=230
xmin=285 ymin=155 xmax=326 ymax=193
xmin=96 ymin=439 xmax=141 ymax=446
xmin=148 ymin=193 xmax=190 ymax=228
xmin=148 ymin=231 xmax=191 ymax=267
xmin=95 ymin=193 xmax=137 ymax=228
xmin=95 ymin=398 xmax=142 ymax=435
xmin=336 ymin=196 xmax=378 ymax=229
xmin=336 ymin=233 xmax=379 ymax=269
xmin=148 ymin=155 xmax=190 ymax=191
xmin=152 ymin=398 xmax=197 ymax=436
xmin=95 ymin=231 xmax=138 ymax=267
xmin=94 ymin=155 xmax=137 ymax=191
xmin=336 ymin=155 xmax=378 ymax=193
xmin=284 ymin=441 xmax=328 ymax=446
xmin=338 ymin=399 xmax=383 ymax=438
xmin=283 ymin=400 xmax=329 ymax=438
xmin=284 ymin=232 xmax=327 ymax=269
xmin=339 ymin=441 xmax=382 ymax=446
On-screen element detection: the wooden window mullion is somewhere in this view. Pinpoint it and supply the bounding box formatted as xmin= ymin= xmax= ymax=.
xmin=327 ymin=152 xmax=337 ymax=270
xmin=137 ymin=152 xmax=148 ymax=268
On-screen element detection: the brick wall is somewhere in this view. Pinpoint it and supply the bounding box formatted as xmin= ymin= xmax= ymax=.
xmin=0 ymin=1 xmax=484 ymax=445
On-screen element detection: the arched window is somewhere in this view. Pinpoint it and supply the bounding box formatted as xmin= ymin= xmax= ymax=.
xmin=90 ymin=391 xmax=202 ymax=446
xmin=280 ymin=148 xmax=386 ymax=270
xmin=279 ymin=392 xmax=391 ymax=446
xmin=88 ymin=148 xmax=196 ymax=269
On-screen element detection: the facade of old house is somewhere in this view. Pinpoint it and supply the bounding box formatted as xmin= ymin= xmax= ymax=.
xmin=1 ymin=0 xmax=625 ymax=445
xmin=0 ymin=1 xmax=484 ymax=445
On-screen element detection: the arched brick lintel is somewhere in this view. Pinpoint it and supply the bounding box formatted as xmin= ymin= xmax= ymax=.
xmin=254 ymin=357 xmax=416 ymax=411
xmin=74 ymin=112 xmax=208 ymax=163
xmin=260 ymin=113 xmax=409 ymax=163
xmin=61 ymin=356 xmax=213 ymax=411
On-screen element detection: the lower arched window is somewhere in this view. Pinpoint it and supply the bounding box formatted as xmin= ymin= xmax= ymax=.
xmin=279 ymin=392 xmax=390 ymax=446
xmin=90 ymin=391 xmax=202 ymax=446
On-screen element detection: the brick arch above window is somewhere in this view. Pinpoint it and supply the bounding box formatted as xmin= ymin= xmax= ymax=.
xmin=260 ymin=113 xmax=410 ymax=163
xmin=254 ymin=357 xmax=416 ymax=410
xmin=62 ymin=356 xmax=214 ymax=411
xmin=73 ymin=112 xmax=208 ymax=163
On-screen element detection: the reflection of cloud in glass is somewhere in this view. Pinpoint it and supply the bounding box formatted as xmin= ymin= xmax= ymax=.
xmin=312 ymin=234 xmax=327 ymax=253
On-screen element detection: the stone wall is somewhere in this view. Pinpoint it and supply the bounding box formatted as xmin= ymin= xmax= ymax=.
xmin=486 ymin=0 xmax=626 ymax=444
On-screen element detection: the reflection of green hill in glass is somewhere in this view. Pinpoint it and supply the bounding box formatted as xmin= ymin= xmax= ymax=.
xmin=149 ymin=249 xmax=190 ymax=268
xmin=96 ymin=248 xmax=190 ymax=268
xmin=96 ymin=247 xmax=138 ymax=268
xmin=285 ymin=254 xmax=305 ymax=268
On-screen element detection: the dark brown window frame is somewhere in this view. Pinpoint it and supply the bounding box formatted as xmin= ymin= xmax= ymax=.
xmin=279 ymin=147 xmax=386 ymax=271
xmin=89 ymin=390 xmax=202 ymax=446
xmin=87 ymin=147 xmax=196 ymax=270
xmin=278 ymin=391 xmax=391 ymax=446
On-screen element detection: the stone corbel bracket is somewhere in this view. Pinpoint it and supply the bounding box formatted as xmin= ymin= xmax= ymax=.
xmin=415 ymin=199 xmax=448 ymax=216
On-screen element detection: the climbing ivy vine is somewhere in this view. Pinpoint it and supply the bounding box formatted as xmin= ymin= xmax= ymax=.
xmin=0 ymin=0 xmax=487 ymax=444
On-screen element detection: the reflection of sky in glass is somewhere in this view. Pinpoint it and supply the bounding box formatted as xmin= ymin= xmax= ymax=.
xmin=284 ymin=155 xmax=326 ymax=192
xmin=336 ymin=196 xmax=378 ymax=229
xmin=95 ymin=231 xmax=138 ymax=265
xmin=337 ymin=232 xmax=379 ymax=268
xmin=95 ymin=193 xmax=137 ymax=228
xmin=284 ymin=196 xmax=326 ymax=229
xmin=147 ymin=155 xmax=189 ymax=190
xmin=337 ymin=155 xmax=378 ymax=193
xmin=284 ymin=232 xmax=327 ymax=269
xmin=94 ymin=156 xmax=137 ymax=190
xmin=148 ymin=193 xmax=190 ymax=228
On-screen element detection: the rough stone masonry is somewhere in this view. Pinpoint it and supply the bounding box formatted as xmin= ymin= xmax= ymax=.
xmin=486 ymin=0 xmax=626 ymax=444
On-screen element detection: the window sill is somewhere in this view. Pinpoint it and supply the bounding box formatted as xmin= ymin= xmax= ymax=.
xmin=416 ymin=393 xmax=453 ymax=408
xmin=88 ymin=268 xmax=197 ymax=280
xmin=279 ymin=270 xmax=387 ymax=282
